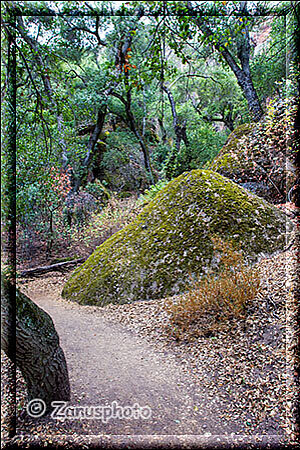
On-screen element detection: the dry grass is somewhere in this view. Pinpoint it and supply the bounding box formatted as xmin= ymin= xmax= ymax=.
xmin=164 ymin=237 xmax=261 ymax=340
xmin=71 ymin=195 xmax=141 ymax=255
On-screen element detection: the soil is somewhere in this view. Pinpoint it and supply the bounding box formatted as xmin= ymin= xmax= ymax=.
xmin=14 ymin=275 xmax=239 ymax=437
xmin=1 ymin=211 xmax=299 ymax=448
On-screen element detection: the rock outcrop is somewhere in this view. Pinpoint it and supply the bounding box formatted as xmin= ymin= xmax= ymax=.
xmin=208 ymin=123 xmax=255 ymax=181
xmin=62 ymin=170 xmax=292 ymax=306
xmin=209 ymin=97 xmax=297 ymax=203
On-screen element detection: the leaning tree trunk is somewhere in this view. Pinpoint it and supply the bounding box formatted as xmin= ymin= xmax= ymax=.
xmin=73 ymin=106 xmax=107 ymax=193
xmin=186 ymin=0 xmax=263 ymax=122
xmin=1 ymin=274 xmax=70 ymax=412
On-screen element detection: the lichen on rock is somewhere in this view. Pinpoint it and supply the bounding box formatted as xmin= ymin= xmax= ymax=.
xmin=62 ymin=169 xmax=292 ymax=306
xmin=208 ymin=123 xmax=255 ymax=179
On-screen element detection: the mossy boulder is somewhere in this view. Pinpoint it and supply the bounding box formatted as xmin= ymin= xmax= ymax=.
xmin=218 ymin=123 xmax=254 ymax=154
xmin=62 ymin=170 xmax=291 ymax=306
xmin=209 ymin=100 xmax=298 ymax=204
xmin=208 ymin=123 xmax=255 ymax=179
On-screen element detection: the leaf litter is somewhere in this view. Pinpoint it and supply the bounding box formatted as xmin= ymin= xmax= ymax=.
xmin=1 ymin=237 xmax=299 ymax=448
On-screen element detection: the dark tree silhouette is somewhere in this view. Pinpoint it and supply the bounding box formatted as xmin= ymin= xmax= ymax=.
xmin=1 ymin=274 xmax=71 ymax=412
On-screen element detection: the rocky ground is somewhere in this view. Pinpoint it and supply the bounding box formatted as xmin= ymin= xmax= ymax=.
xmin=1 ymin=240 xmax=299 ymax=449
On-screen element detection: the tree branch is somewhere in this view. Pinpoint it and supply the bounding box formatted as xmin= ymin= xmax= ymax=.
xmin=168 ymin=73 xmax=222 ymax=90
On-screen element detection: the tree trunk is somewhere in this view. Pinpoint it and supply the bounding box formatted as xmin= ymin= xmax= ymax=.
xmin=125 ymin=86 xmax=156 ymax=184
xmin=162 ymin=84 xmax=190 ymax=153
xmin=293 ymin=1 xmax=300 ymax=209
xmin=186 ymin=0 xmax=263 ymax=122
xmin=129 ymin=117 xmax=155 ymax=184
xmin=230 ymin=65 xmax=263 ymax=122
xmin=1 ymin=274 xmax=71 ymax=413
xmin=224 ymin=107 xmax=235 ymax=132
xmin=111 ymin=90 xmax=156 ymax=185
xmin=2 ymin=5 xmax=17 ymax=436
xmin=162 ymin=84 xmax=181 ymax=154
xmin=19 ymin=258 xmax=86 ymax=277
xmin=73 ymin=107 xmax=107 ymax=193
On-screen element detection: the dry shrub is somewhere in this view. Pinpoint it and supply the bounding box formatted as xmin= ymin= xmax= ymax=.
xmin=164 ymin=237 xmax=261 ymax=340
xmin=71 ymin=195 xmax=141 ymax=256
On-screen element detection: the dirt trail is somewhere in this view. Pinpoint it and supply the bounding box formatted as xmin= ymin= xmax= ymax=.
xmin=15 ymin=270 xmax=290 ymax=450
xmin=22 ymin=276 xmax=232 ymax=437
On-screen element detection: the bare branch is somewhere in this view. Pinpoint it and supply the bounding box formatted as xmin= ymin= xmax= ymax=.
xmin=168 ymin=73 xmax=222 ymax=90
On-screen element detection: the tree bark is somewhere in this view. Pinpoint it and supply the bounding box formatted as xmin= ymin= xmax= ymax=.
xmin=1 ymin=274 xmax=70 ymax=412
xmin=124 ymin=83 xmax=155 ymax=184
xmin=2 ymin=5 xmax=17 ymax=435
xmin=111 ymin=91 xmax=156 ymax=184
xmin=113 ymin=10 xmax=156 ymax=185
xmin=73 ymin=107 xmax=107 ymax=193
xmin=19 ymin=258 xmax=86 ymax=277
xmin=202 ymin=112 xmax=235 ymax=132
xmin=162 ymin=84 xmax=181 ymax=155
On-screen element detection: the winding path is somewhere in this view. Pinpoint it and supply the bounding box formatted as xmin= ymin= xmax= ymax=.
xmin=19 ymin=274 xmax=287 ymax=449
xmin=27 ymin=278 xmax=231 ymax=437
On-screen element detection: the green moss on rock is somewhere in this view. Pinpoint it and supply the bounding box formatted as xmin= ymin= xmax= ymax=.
xmin=209 ymin=152 xmax=249 ymax=175
xmin=209 ymin=123 xmax=255 ymax=176
xmin=62 ymin=170 xmax=291 ymax=306
xmin=223 ymin=123 xmax=254 ymax=146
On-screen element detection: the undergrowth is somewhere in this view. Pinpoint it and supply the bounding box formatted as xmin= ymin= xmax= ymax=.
xmin=71 ymin=195 xmax=141 ymax=255
xmin=137 ymin=180 xmax=169 ymax=206
xmin=164 ymin=237 xmax=261 ymax=340
xmin=71 ymin=181 xmax=168 ymax=255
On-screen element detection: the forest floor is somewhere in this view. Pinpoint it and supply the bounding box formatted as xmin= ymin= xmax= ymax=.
xmin=1 ymin=243 xmax=299 ymax=449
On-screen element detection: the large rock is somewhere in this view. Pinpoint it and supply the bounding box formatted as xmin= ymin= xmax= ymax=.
xmin=240 ymin=182 xmax=271 ymax=200
xmin=209 ymin=97 xmax=297 ymax=204
xmin=208 ymin=123 xmax=255 ymax=180
xmin=62 ymin=170 xmax=292 ymax=306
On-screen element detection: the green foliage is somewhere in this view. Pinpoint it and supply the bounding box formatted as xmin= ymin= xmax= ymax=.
xmin=137 ymin=180 xmax=169 ymax=205
xmin=85 ymin=180 xmax=111 ymax=203
xmin=99 ymin=129 xmax=149 ymax=191
xmin=2 ymin=0 xmax=297 ymax=265
xmin=162 ymin=120 xmax=227 ymax=180
xmin=251 ymin=15 xmax=287 ymax=102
